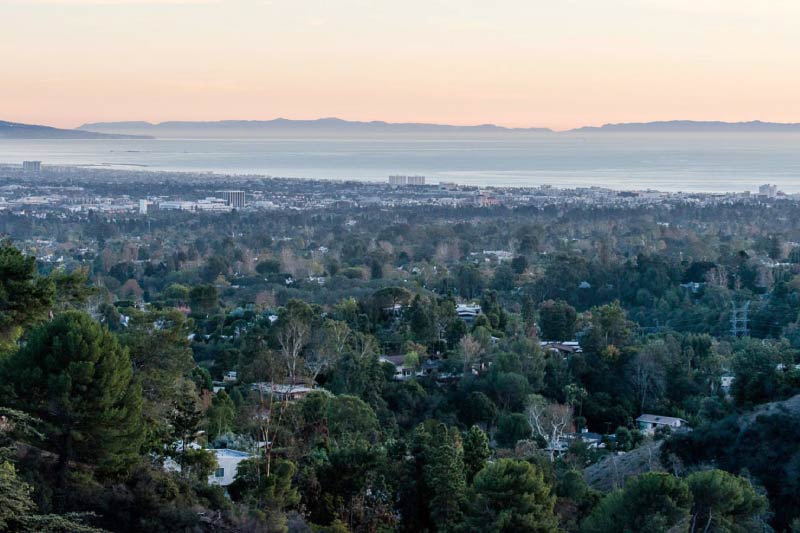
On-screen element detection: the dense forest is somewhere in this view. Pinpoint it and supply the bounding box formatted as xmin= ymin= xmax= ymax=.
xmin=2 ymin=196 xmax=800 ymax=532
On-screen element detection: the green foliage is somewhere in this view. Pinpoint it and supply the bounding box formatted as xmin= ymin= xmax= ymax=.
xmin=206 ymin=390 xmax=236 ymax=440
xmin=117 ymin=309 xmax=195 ymax=450
xmin=581 ymin=472 xmax=692 ymax=533
xmin=189 ymin=283 xmax=219 ymax=316
xmin=686 ymin=469 xmax=767 ymax=533
xmin=0 ymin=460 xmax=35 ymax=531
xmin=539 ymin=300 xmax=578 ymax=341
xmin=2 ymin=311 xmax=143 ymax=477
xmin=496 ymin=413 xmax=532 ymax=448
xmin=462 ymin=425 xmax=490 ymax=482
xmin=467 ymin=458 xmax=558 ymax=533
xmin=229 ymin=459 xmax=300 ymax=531
xmin=663 ymin=411 xmax=800 ymax=529
xmin=0 ymin=242 xmax=54 ymax=350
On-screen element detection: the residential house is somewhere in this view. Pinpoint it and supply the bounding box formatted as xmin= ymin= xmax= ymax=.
xmin=209 ymin=449 xmax=252 ymax=487
xmin=636 ymin=414 xmax=687 ymax=435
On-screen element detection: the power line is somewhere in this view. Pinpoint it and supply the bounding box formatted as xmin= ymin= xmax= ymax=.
xmin=730 ymin=300 xmax=750 ymax=337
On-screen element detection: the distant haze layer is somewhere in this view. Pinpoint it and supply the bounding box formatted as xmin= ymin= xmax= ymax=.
xmin=2 ymin=134 xmax=800 ymax=193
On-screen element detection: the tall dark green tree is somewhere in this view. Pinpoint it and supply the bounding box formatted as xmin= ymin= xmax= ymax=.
xmin=467 ymin=459 xmax=558 ymax=533
xmin=581 ymin=472 xmax=692 ymax=533
xmin=539 ymin=300 xmax=578 ymax=341
xmin=0 ymin=242 xmax=54 ymax=350
xmin=3 ymin=311 xmax=143 ymax=481
xmin=462 ymin=425 xmax=490 ymax=483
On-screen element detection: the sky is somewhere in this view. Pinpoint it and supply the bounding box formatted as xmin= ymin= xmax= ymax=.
xmin=2 ymin=0 xmax=799 ymax=130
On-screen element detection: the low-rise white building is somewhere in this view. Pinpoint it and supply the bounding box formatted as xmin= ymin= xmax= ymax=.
xmin=636 ymin=414 xmax=687 ymax=435
xmin=209 ymin=449 xmax=252 ymax=486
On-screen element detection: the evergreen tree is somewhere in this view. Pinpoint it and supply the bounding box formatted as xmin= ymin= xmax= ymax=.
xmin=3 ymin=311 xmax=143 ymax=480
xmin=421 ymin=423 xmax=467 ymax=532
xmin=462 ymin=425 xmax=490 ymax=483
xmin=467 ymin=459 xmax=558 ymax=533
xmin=0 ymin=242 xmax=54 ymax=350
xmin=581 ymin=472 xmax=692 ymax=533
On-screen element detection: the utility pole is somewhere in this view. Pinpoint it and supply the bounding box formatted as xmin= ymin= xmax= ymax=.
xmin=730 ymin=300 xmax=750 ymax=337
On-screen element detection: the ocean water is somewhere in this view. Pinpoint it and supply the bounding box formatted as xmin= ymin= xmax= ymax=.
xmin=1 ymin=134 xmax=800 ymax=193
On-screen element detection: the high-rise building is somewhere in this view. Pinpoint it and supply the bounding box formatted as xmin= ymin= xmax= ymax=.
xmin=758 ymin=184 xmax=778 ymax=198
xmin=388 ymin=175 xmax=425 ymax=186
xmin=138 ymin=199 xmax=150 ymax=215
xmin=22 ymin=161 xmax=41 ymax=173
xmin=220 ymin=190 xmax=246 ymax=208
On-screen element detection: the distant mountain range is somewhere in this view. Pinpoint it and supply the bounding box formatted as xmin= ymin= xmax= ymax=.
xmin=4 ymin=118 xmax=800 ymax=140
xmin=570 ymin=120 xmax=800 ymax=133
xmin=0 ymin=120 xmax=151 ymax=139
xmin=77 ymin=118 xmax=800 ymax=138
xmin=77 ymin=117 xmax=554 ymax=137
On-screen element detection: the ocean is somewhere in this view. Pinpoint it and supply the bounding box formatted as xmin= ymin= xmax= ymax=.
xmin=2 ymin=134 xmax=800 ymax=193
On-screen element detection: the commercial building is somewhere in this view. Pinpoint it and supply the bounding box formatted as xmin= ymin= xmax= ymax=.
xmin=759 ymin=184 xmax=778 ymax=198
xmin=221 ymin=190 xmax=246 ymax=208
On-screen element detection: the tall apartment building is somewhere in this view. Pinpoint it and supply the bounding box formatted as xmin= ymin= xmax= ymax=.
xmin=23 ymin=161 xmax=41 ymax=173
xmin=221 ymin=190 xmax=246 ymax=208
xmin=388 ymin=175 xmax=425 ymax=186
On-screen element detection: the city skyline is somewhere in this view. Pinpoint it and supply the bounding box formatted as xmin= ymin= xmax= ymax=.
xmin=3 ymin=0 xmax=800 ymax=130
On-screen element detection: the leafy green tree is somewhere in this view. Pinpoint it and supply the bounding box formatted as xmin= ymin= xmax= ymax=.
xmin=255 ymin=258 xmax=282 ymax=276
xmin=50 ymin=269 xmax=95 ymax=313
xmin=206 ymin=390 xmax=236 ymax=440
xmin=731 ymin=337 xmax=787 ymax=406
xmin=539 ymin=300 xmax=578 ymax=341
xmin=456 ymin=264 xmax=484 ymax=299
xmin=511 ymin=256 xmax=528 ymax=275
xmin=496 ymin=413 xmax=532 ymax=448
xmin=686 ymin=469 xmax=767 ymax=533
xmin=581 ymin=472 xmax=692 ymax=533
xmin=189 ymin=284 xmax=219 ymax=316
xmin=0 ymin=460 xmax=34 ymax=531
xmin=3 ymin=311 xmax=143 ymax=479
xmin=492 ymin=263 xmax=516 ymax=291
xmin=0 ymin=242 xmax=54 ymax=350
xmin=460 ymin=391 xmax=497 ymax=429
xmin=229 ymin=459 xmax=300 ymax=532
xmin=117 ymin=309 xmax=195 ymax=450
xmin=467 ymin=459 xmax=558 ymax=533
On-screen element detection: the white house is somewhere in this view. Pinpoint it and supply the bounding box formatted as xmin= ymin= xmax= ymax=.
xmin=380 ymin=355 xmax=416 ymax=381
xmin=164 ymin=446 xmax=253 ymax=487
xmin=208 ymin=449 xmax=252 ymax=486
xmin=636 ymin=414 xmax=687 ymax=435
xmin=456 ymin=303 xmax=482 ymax=322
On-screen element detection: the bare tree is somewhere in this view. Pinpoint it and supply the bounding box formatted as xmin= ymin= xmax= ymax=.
xmin=276 ymin=314 xmax=310 ymax=385
xmin=526 ymin=395 xmax=574 ymax=461
xmin=629 ymin=342 xmax=667 ymax=412
xmin=305 ymin=319 xmax=350 ymax=383
xmin=459 ymin=334 xmax=483 ymax=375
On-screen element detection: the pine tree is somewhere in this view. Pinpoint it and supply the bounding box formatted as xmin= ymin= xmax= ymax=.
xmin=462 ymin=425 xmax=490 ymax=483
xmin=0 ymin=242 xmax=54 ymax=351
xmin=3 ymin=311 xmax=143 ymax=480
xmin=468 ymin=459 xmax=558 ymax=533
xmin=421 ymin=423 xmax=467 ymax=532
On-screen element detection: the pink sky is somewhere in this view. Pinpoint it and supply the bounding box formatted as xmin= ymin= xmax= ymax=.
xmin=2 ymin=0 xmax=800 ymax=130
